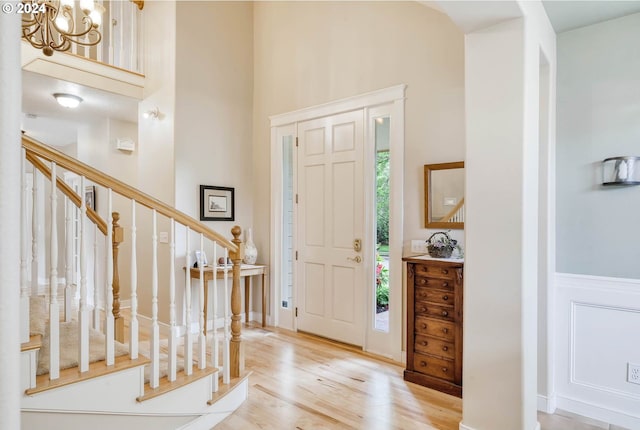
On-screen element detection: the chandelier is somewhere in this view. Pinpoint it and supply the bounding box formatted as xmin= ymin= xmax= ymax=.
xmin=22 ymin=0 xmax=104 ymax=57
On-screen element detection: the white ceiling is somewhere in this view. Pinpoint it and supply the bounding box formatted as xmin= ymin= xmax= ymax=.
xmin=21 ymin=71 xmax=138 ymax=148
xmin=542 ymin=1 xmax=640 ymax=33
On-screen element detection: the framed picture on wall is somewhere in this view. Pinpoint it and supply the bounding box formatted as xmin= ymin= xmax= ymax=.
xmin=200 ymin=185 xmax=234 ymax=221
xmin=85 ymin=185 xmax=96 ymax=211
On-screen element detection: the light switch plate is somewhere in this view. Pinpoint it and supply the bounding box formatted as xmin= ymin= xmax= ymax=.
xmin=159 ymin=231 xmax=169 ymax=243
xmin=411 ymin=240 xmax=428 ymax=253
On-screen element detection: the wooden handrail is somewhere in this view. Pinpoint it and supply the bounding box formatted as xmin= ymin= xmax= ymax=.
xmin=441 ymin=197 xmax=464 ymax=223
xmin=22 ymin=135 xmax=238 ymax=252
xmin=26 ymin=151 xmax=108 ymax=235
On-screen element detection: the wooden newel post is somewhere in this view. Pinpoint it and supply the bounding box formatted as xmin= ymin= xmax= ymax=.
xmin=229 ymin=225 xmax=245 ymax=377
xmin=112 ymin=212 xmax=125 ymax=342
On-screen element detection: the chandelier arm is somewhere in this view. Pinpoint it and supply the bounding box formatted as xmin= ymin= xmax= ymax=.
xmin=63 ymin=31 xmax=102 ymax=47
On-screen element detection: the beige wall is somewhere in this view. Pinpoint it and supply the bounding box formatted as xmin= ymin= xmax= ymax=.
xmin=133 ymin=0 xmax=177 ymax=321
xmin=252 ymin=1 xmax=465 ymax=263
xmin=173 ymin=1 xmax=254 ymax=319
xmin=174 ymin=1 xmax=254 ymax=237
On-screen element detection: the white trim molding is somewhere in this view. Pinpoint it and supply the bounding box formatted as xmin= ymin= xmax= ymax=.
xmin=269 ymin=84 xmax=406 ymax=127
xmin=555 ymin=272 xmax=640 ymax=430
xmin=537 ymin=394 xmax=557 ymax=414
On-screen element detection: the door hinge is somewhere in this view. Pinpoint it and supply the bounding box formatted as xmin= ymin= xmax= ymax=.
xmin=295 ymin=194 xmax=298 ymax=204
xmin=295 ymin=307 xmax=298 ymax=317
xmin=295 ymin=250 xmax=298 ymax=260
xmin=295 ymin=137 xmax=299 ymax=147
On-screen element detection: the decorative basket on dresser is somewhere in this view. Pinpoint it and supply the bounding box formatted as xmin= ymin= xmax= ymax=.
xmin=403 ymin=255 xmax=463 ymax=397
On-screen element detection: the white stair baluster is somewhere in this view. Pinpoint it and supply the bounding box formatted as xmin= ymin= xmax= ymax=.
xmin=108 ymin=1 xmax=114 ymax=65
xmin=64 ymin=194 xmax=73 ymax=323
xmin=168 ymin=218 xmax=177 ymax=381
xmin=20 ymin=149 xmax=30 ymax=343
xmin=105 ymin=190 xmax=114 ymax=365
xmin=119 ymin=0 xmax=125 ymax=68
xmin=129 ymin=199 xmax=138 ymax=359
xmin=95 ymin=0 xmax=103 ymax=63
xmin=129 ymin=0 xmax=136 ymax=71
xmin=49 ymin=163 xmax=60 ymax=380
xmin=212 ymin=244 xmax=219 ymax=370
xmin=223 ymin=248 xmax=230 ymax=384
xmin=93 ymin=223 xmax=99 ymax=330
xmin=184 ymin=228 xmax=193 ymax=375
xmin=31 ymin=169 xmax=39 ymax=294
xmin=211 ymin=244 xmax=219 ymax=392
xmin=78 ymin=177 xmax=90 ymax=372
xmin=198 ymin=233 xmax=206 ymax=369
xmin=150 ymin=209 xmax=160 ymax=388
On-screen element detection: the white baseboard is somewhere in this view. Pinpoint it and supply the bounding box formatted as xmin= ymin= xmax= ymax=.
xmin=557 ymin=395 xmax=640 ymax=430
xmin=459 ymin=421 xmax=540 ymax=430
xmin=537 ymin=393 xmax=557 ymax=414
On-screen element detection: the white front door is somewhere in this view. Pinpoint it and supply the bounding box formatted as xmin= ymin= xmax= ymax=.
xmin=296 ymin=110 xmax=365 ymax=346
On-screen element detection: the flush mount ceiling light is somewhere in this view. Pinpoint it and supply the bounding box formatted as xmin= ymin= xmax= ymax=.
xmin=22 ymin=0 xmax=105 ymax=57
xmin=53 ymin=93 xmax=83 ymax=109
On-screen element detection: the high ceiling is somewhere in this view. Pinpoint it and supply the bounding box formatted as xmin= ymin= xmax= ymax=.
xmin=22 ymin=1 xmax=640 ymax=148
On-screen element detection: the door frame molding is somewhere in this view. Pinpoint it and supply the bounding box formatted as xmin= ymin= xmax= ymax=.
xmin=270 ymin=85 xmax=406 ymax=354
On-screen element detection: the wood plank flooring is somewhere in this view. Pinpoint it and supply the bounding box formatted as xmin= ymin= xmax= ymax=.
xmin=217 ymin=324 xmax=461 ymax=429
xmin=216 ymin=324 xmax=624 ymax=430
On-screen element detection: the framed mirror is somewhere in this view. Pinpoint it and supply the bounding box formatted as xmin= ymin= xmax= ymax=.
xmin=424 ymin=161 xmax=465 ymax=229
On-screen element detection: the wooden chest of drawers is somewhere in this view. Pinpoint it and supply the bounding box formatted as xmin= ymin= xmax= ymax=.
xmin=403 ymin=256 xmax=463 ymax=397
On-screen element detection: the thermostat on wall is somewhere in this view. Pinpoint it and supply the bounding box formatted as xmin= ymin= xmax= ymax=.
xmin=116 ymin=137 xmax=136 ymax=152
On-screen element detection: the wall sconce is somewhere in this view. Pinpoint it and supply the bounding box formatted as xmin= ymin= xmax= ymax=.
xmin=143 ymin=107 xmax=160 ymax=120
xmin=602 ymin=156 xmax=640 ymax=186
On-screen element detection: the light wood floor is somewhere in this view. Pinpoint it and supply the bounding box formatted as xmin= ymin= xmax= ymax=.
xmin=216 ymin=324 xmax=623 ymax=430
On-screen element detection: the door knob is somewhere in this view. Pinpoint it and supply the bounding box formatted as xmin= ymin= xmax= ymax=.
xmin=347 ymin=256 xmax=362 ymax=263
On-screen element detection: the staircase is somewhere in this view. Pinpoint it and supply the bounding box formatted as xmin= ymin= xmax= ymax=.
xmin=19 ymin=135 xmax=249 ymax=429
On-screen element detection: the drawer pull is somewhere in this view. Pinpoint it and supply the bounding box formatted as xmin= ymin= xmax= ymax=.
xmin=441 ymin=311 xmax=449 ymax=317
xmin=442 ymin=269 xmax=448 ymax=275
xmin=420 ymin=361 xmax=427 ymax=367
xmin=442 ymin=346 xmax=448 ymax=352
xmin=421 ymin=307 xmax=427 ymax=313
xmin=421 ymin=341 xmax=428 ymax=346
xmin=419 ymin=279 xmax=428 ymax=285
xmin=442 ymin=295 xmax=449 ymax=301
xmin=442 ymin=328 xmax=448 ymax=334
xmin=442 ymin=367 xmax=448 ymax=373
xmin=422 ymin=324 xmax=427 ymax=330
xmin=442 ymin=282 xmax=449 ymax=288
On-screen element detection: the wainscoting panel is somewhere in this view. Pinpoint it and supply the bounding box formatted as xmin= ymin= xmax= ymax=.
xmin=555 ymin=273 xmax=640 ymax=429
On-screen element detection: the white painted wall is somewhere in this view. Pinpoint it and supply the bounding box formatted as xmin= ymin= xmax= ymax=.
xmin=556 ymin=12 xmax=640 ymax=279
xmin=252 ymin=1 xmax=465 ymax=264
xmin=456 ymin=0 xmax=556 ymax=428
xmin=0 ymin=11 xmax=22 ymax=429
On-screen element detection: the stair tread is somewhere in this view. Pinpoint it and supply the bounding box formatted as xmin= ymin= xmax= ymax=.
xmin=26 ymin=355 xmax=150 ymax=395
xmin=207 ymin=370 xmax=252 ymax=405
xmin=137 ymin=365 xmax=219 ymax=402
xmin=21 ymin=335 xmax=42 ymax=352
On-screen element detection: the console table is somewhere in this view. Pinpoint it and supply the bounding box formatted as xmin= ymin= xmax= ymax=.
xmin=188 ymin=264 xmax=269 ymax=332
